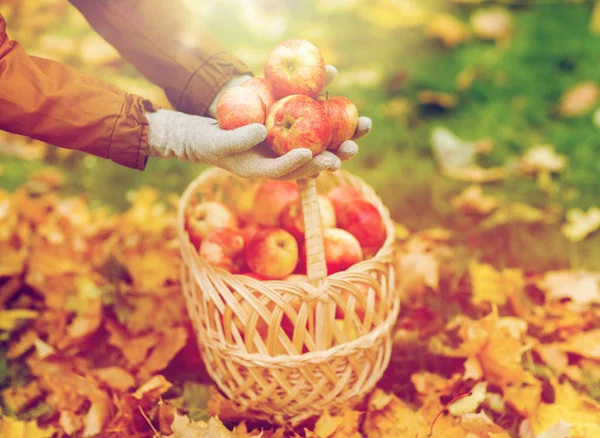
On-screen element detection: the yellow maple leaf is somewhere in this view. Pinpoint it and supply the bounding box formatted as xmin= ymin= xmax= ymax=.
xmin=0 ymin=417 xmax=55 ymax=438
xmin=448 ymin=381 xmax=487 ymax=416
xmin=529 ymin=378 xmax=600 ymax=437
xmin=469 ymin=260 xmax=524 ymax=306
xmin=363 ymin=389 xmax=430 ymax=437
xmin=312 ymin=409 xmax=362 ymax=438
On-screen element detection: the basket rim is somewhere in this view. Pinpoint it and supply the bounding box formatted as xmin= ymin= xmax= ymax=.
xmin=176 ymin=167 xmax=397 ymax=283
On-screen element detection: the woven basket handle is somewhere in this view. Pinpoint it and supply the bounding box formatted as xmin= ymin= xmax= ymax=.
xmin=297 ymin=178 xmax=327 ymax=286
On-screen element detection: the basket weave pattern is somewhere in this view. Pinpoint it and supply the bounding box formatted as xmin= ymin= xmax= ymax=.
xmin=177 ymin=168 xmax=399 ymax=424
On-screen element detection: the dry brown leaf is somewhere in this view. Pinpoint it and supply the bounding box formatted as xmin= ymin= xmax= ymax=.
xmin=471 ymin=7 xmax=513 ymax=41
xmin=132 ymin=375 xmax=173 ymax=400
xmin=426 ymin=13 xmax=470 ymax=47
xmin=451 ymin=185 xmax=499 ymax=216
xmin=561 ymin=207 xmax=600 ymax=242
xmin=480 ymin=202 xmax=558 ymax=230
xmin=106 ymin=319 xmax=160 ymax=368
xmin=559 ymin=81 xmax=599 ymax=117
xmin=501 ymin=371 xmax=542 ymax=417
xmin=92 ymin=367 xmax=137 ymax=393
xmin=1 ymin=380 xmax=44 ymax=414
xmin=136 ymin=325 xmax=188 ymax=379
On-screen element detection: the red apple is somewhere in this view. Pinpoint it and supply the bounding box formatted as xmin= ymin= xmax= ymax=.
xmin=252 ymin=180 xmax=300 ymax=227
xmin=216 ymin=86 xmax=265 ymax=130
xmin=240 ymin=222 xmax=263 ymax=244
xmin=186 ymin=201 xmax=238 ymax=248
xmin=319 ymin=96 xmax=359 ymax=151
xmin=246 ymin=228 xmax=299 ymax=279
xmin=241 ymin=77 xmax=276 ymax=113
xmin=199 ymin=227 xmax=245 ymax=273
xmin=337 ymin=200 xmax=387 ymax=255
xmin=265 ymin=95 xmax=332 ymax=156
xmin=300 ymin=227 xmax=363 ymax=275
xmin=280 ymin=195 xmax=336 ymax=240
xmin=264 ymin=39 xmax=326 ymax=99
xmin=327 ymin=185 xmax=365 ymax=218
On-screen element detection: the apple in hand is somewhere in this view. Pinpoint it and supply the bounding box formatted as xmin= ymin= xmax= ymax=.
xmin=199 ymin=227 xmax=245 ymax=273
xmin=337 ymin=200 xmax=387 ymax=255
xmin=327 ymin=185 xmax=365 ymax=218
xmin=265 ymin=95 xmax=332 ymax=156
xmin=300 ymin=227 xmax=363 ymax=275
xmin=242 ymin=77 xmax=276 ymax=113
xmin=280 ymin=195 xmax=336 ymax=239
xmin=216 ymin=86 xmax=265 ymax=130
xmin=252 ymin=180 xmax=300 ymax=227
xmin=264 ymin=39 xmax=326 ymax=99
xmin=319 ymin=96 xmax=359 ymax=151
xmin=186 ymin=201 xmax=238 ymax=248
xmin=246 ymin=228 xmax=299 ymax=279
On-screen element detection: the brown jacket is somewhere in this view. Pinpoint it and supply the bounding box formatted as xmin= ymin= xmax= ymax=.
xmin=0 ymin=0 xmax=252 ymax=170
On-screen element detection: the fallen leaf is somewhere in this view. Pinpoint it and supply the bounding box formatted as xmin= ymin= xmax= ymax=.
xmin=0 ymin=308 xmax=38 ymax=332
xmin=92 ymin=367 xmax=136 ymax=393
xmin=448 ymin=381 xmax=487 ymax=415
xmin=427 ymin=13 xmax=470 ymax=47
xmin=538 ymin=270 xmax=600 ymax=309
xmin=132 ymin=375 xmax=173 ymax=400
xmin=559 ymin=82 xmax=599 ymax=117
xmin=461 ymin=412 xmax=510 ymax=436
xmin=451 ymin=185 xmax=500 ymax=216
xmin=561 ymin=207 xmax=600 ymax=242
xmin=591 ymin=0 xmax=600 ymax=34
xmin=469 ymin=260 xmax=524 ymax=306
xmin=1 ymin=380 xmax=44 ymax=414
xmin=362 ymin=389 xmax=430 ymax=437
xmin=519 ymin=145 xmax=567 ymax=175
xmin=535 ymin=343 xmax=569 ymax=372
xmin=167 ymin=412 xmax=235 ymax=438
xmin=0 ymin=416 xmax=55 ymax=438
xmin=313 ymin=410 xmax=344 ymax=437
xmin=529 ymin=378 xmax=600 ymax=436
xmin=560 ymin=329 xmax=600 ymax=359
xmin=471 ymin=7 xmax=513 ymax=41
xmin=430 ymin=127 xmax=477 ymax=171
xmin=442 ymin=165 xmax=508 ymax=183
xmin=480 ymin=202 xmax=557 ymax=230
xmin=463 ymin=356 xmax=484 ymax=380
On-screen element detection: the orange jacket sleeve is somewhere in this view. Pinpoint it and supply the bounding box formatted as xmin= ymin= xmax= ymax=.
xmin=68 ymin=0 xmax=253 ymax=117
xmin=0 ymin=13 xmax=157 ymax=170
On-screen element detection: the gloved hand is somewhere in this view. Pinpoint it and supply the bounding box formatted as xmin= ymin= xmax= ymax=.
xmin=146 ymin=65 xmax=371 ymax=180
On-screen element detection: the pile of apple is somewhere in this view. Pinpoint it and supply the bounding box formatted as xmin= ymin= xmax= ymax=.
xmin=216 ymin=38 xmax=360 ymax=160
xmin=185 ymin=181 xmax=387 ymax=281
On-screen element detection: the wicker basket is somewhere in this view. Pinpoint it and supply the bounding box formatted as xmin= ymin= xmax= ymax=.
xmin=177 ymin=167 xmax=399 ymax=425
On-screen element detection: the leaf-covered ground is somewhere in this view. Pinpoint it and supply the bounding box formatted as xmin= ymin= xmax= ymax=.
xmin=1 ymin=169 xmax=600 ymax=437
xmin=2 ymin=0 xmax=600 ymax=436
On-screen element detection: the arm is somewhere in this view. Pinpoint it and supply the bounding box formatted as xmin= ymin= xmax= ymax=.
xmin=0 ymin=13 xmax=156 ymax=170
xmin=68 ymin=0 xmax=252 ymax=117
